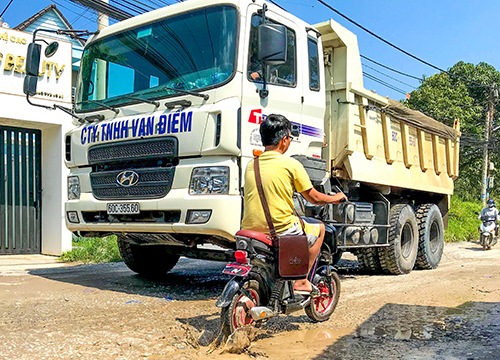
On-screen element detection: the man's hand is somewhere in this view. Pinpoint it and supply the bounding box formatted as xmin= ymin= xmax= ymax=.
xmin=330 ymin=192 xmax=348 ymax=204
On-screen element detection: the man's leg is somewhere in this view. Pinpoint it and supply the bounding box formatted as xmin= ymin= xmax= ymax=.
xmin=293 ymin=222 xmax=325 ymax=293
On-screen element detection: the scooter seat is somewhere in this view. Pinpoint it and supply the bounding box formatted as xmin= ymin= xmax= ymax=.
xmin=235 ymin=229 xmax=273 ymax=246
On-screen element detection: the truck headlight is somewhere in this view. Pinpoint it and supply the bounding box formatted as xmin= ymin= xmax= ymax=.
xmin=68 ymin=176 xmax=81 ymax=200
xmin=189 ymin=166 xmax=229 ymax=195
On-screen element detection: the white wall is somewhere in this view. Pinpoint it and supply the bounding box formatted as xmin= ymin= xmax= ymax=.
xmin=0 ymin=28 xmax=73 ymax=255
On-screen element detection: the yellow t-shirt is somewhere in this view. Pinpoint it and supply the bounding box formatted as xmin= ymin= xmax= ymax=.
xmin=241 ymin=151 xmax=313 ymax=234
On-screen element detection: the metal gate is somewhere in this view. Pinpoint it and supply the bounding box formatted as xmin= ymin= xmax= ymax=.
xmin=0 ymin=126 xmax=42 ymax=254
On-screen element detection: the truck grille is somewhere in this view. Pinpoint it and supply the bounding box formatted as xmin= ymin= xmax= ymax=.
xmin=90 ymin=167 xmax=175 ymax=200
xmin=87 ymin=137 xmax=178 ymax=200
xmin=88 ymin=138 xmax=177 ymax=164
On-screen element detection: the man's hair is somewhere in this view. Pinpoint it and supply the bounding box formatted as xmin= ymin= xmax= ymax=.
xmin=260 ymin=114 xmax=291 ymax=146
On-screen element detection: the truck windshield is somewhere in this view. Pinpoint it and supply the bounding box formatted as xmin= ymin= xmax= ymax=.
xmin=75 ymin=5 xmax=238 ymax=112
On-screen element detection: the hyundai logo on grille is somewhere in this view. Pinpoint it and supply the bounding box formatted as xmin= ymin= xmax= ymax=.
xmin=116 ymin=170 xmax=140 ymax=187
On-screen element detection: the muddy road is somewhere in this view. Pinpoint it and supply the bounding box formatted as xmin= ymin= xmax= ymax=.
xmin=0 ymin=242 xmax=498 ymax=360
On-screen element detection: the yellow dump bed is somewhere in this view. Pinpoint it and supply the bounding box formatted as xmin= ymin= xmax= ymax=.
xmin=316 ymin=20 xmax=460 ymax=195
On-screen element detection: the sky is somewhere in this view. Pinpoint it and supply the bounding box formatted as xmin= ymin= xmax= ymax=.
xmin=2 ymin=0 xmax=500 ymax=101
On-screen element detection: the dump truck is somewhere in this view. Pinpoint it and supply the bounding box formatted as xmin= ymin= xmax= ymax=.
xmin=23 ymin=0 xmax=460 ymax=276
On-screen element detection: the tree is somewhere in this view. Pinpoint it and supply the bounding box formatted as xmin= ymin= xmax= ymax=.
xmin=405 ymin=62 xmax=500 ymax=201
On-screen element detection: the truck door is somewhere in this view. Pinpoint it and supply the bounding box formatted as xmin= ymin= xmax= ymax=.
xmin=240 ymin=6 xmax=302 ymax=160
xmin=300 ymin=34 xmax=326 ymax=159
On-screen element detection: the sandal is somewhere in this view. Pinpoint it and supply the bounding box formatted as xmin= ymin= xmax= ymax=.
xmin=294 ymin=284 xmax=320 ymax=297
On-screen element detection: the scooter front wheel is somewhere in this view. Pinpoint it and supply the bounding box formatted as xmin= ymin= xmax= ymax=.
xmin=221 ymin=279 xmax=262 ymax=336
xmin=305 ymin=271 xmax=341 ymax=322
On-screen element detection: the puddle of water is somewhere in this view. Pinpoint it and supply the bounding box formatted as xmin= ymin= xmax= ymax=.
xmin=354 ymin=302 xmax=494 ymax=341
xmin=253 ymin=326 xmax=353 ymax=360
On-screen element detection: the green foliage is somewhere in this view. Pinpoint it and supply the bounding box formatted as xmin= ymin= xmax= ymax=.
xmin=405 ymin=61 xmax=500 ymax=200
xmin=446 ymin=196 xmax=483 ymax=242
xmin=59 ymin=235 xmax=122 ymax=263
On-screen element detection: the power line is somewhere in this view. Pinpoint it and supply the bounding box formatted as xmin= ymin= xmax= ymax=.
xmin=70 ymin=0 xmax=133 ymax=21
xmin=362 ymin=63 xmax=417 ymax=90
xmin=0 ymin=0 xmax=15 ymax=18
xmin=363 ymin=71 xmax=407 ymax=96
xmin=317 ymin=0 xmax=447 ymax=73
xmin=56 ymin=0 xmax=97 ymax=28
xmin=361 ymin=55 xmax=423 ymax=82
xmin=316 ymin=0 xmax=491 ymax=90
xmin=270 ymin=0 xmax=411 ymax=96
xmin=145 ymin=0 xmax=171 ymax=8
xmin=69 ymin=6 xmax=92 ymax=26
xmin=112 ymin=0 xmax=145 ymax=14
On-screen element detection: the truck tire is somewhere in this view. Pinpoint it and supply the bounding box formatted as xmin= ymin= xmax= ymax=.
xmin=331 ymin=250 xmax=343 ymax=266
xmin=415 ymin=204 xmax=444 ymax=269
xmin=356 ymin=248 xmax=383 ymax=273
xmin=379 ymin=204 xmax=418 ymax=275
xmin=117 ymin=236 xmax=180 ymax=277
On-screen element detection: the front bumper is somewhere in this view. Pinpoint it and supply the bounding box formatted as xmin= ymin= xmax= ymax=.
xmin=65 ymin=189 xmax=242 ymax=241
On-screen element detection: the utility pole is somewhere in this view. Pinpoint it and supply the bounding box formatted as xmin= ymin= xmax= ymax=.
xmin=481 ymin=84 xmax=498 ymax=206
xmin=98 ymin=2 xmax=109 ymax=30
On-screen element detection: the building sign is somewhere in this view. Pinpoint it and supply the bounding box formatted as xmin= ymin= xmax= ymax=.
xmin=0 ymin=28 xmax=71 ymax=103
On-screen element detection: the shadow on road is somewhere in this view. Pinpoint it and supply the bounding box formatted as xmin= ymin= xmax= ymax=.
xmin=314 ymin=301 xmax=500 ymax=360
xmin=26 ymin=256 xmax=365 ymax=301
xmin=28 ymin=258 xmax=229 ymax=301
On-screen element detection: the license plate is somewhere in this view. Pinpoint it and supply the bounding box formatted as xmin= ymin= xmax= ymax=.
xmin=222 ymin=263 xmax=252 ymax=277
xmin=107 ymin=202 xmax=140 ymax=215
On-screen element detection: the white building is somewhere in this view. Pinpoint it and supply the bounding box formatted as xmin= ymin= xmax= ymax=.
xmin=0 ymin=5 xmax=83 ymax=255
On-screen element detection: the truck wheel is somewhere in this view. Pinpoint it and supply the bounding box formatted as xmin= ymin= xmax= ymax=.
xmin=331 ymin=250 xmax=343 ymax=266
xmin=356 ymin=248 xmax=382 ymax=273
xmin=356 ymin=251 xmax=369 ymax=271
xmin=415 ymin=204 xmax=444 ymax=269
xmin=379 ymin=204 xmax=418 ymax=275
xmin=117 ymin=236 xmax=180 ymax=277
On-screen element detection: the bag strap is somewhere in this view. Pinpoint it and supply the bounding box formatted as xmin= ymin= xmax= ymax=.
xmin=253 ymin=156 xmax=305 ymax=243
xmin=254 ymin=157 xmax=278 ymax=240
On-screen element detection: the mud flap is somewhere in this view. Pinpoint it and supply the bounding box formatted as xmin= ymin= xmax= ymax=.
xmin=215 ymin=278 xmax=244 ymax=308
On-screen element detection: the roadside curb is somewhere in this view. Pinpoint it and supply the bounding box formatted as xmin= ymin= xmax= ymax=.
xmin=0 ymin=255 xmax=75 ymax=276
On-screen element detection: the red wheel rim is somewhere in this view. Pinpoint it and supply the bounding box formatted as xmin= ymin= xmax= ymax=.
xmin=313 ymin=281 xmax=336 ymax=314
xmin=231 ymin=288 xmax=260 ymax=330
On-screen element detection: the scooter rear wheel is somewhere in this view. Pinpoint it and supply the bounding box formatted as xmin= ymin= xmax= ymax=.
xmin=221 ymin=279 xmax=262 ymax=336
xmin=305 ymin=271 xmax=340 ymax=322
xmin=480 ymin=234 xmax=489 ymax=250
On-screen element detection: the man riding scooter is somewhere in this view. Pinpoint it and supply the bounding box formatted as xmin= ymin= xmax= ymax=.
xmin=241 ymin=114 xmax=347 ymax=295
xmin=479 ymin=199 xmax=499 ymax=235
xmin=478 ymin=199 xmax=499 ymax=250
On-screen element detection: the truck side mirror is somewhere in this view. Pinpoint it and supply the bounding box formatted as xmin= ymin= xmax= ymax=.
xmin=45 ymin=41 xmax=59 ymax=58
xmin=23 ymin=75 xmax=38 ymax=96
xmin=291 ymin=123 xmax=300 ymax=138
xmin=26 ymin=43 xmax=42 ymax=76
xmin=23 ymin=43 xmax=42 ymax=96
xmin=257 ymin=23 xmax=287 ymax=65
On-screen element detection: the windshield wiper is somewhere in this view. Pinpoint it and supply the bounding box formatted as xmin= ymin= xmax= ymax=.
xmin=79 ymin=100 xmax=119 ymax=114
xmin=156 ymin=86 xmax=209 ymax=101
xmin=122 ymin=95 xmax=160 ymax=108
